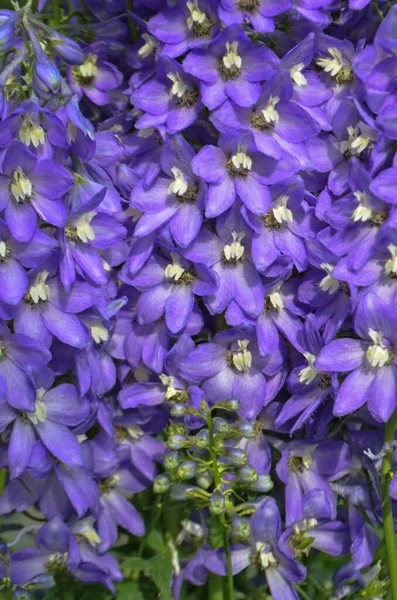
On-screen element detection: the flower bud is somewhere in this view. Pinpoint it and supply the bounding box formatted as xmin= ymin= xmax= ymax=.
xmin=226 ymin=448 xmax=248 ymax=467
xmin=195 ymin=429 xmax=209 ymax=448
xmin=0 ymin=541 xmax=9 ymax=562
xmin=236 ymin=422 xmax=256 ymax=439
xmin=33 ymin=56 xmax=61 ymax=97
xmin=13 ymin=587 xmax=31 ymax=599
xmin=214 ymin=398 xmax=240 ymax=411
xmin=167 ymin=434 xmax=189 ymax=450
xmin=164 ymin=450 xmax=179 ymax=471
xmin=153 ymin=474 xmax=170 ymax=494
xmin=213 ymin=417 xmax=229 ymax=435
xmin=0 ymin=13 xmax=16 ymax=54
xmin=231 ymin=517 xmax=252 ymax=542
xmin=237 ymin=465 xmax=258 ymax=484
xmin=169 ymin=483 xmax=193 ymax=500
xmin=51 ymin=33 xmax=85 ymax=65
xmin=209 ymin=490 xmax=226 ymax=515
xmin=177 ymin=460 xmax=197 ymax=480
xmin=196 ymin=469 xmax=213 ymax=489
xmin=250 ymin=474 xmax=274 ymax=493
xmin=170 ymin=403 xmax=187 ymax=417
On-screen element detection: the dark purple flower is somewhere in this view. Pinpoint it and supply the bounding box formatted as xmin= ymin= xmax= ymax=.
xmin=207 ymin=498 xmax=306 ymax=600
xmin=148 ymin=0 xmax=219 ymax=58
xmin=69 ymin=42 xmax=123 ymax=106
xmin=316 ymin=292 xmax=397 ymax=422
xmin=183 ymin=24 xmax=279 ymax=109
xmin=0 ymin=142 xmax=74 ymax=241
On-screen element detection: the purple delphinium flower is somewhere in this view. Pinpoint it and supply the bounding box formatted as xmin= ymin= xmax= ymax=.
xmin=246 ymin=177 xmax=310 ymax=272
xmin=280 ymin=489 xmax=351 ymax=558
xmin=131 ymin=135 xmax=206 ymax=246
xmin=131 ymin=56 xmax=202 ymax=135
xmin=276 ymin=439 xmax=351 ymax=525
xmin=13 ymin=270 xmax=97 ymax=349
xmin=0 ymin=141 xmax=74 ymax=241
xmin=69 ymin=42 xmax=123 ymax=106
xmin=10 ymin=517 xmax=80 ymax=586
xmin=218 ymin=0 xmax=291 ymax=32
xmin=182 ymin=204 xmax=265 ymax=317
xmin=183 ymin=24 xmax=279 ymax=109
xmin=148 ymin=0 xmax=219 ymax=58
xmin=207 ymin=497 xmax=306 ymax=600
xmin=274 ymin=314 xmax=339 ymax=434
xmin=121 ymin=250 xmax=217 ymax=334
xmin=210 ymin=71 xmax=320 ymax=160
xmin=0 ymin=324 xmax=50 ymax=411
xmin=192 ymin=132 xmax=298 ymax=218
xmin=1 ymin=382 xmax=89 ymax=478
xmin=179 ymin=328 xmax=285 ymax=420
xmin=316 ymin=292 xmax=397 ymax=422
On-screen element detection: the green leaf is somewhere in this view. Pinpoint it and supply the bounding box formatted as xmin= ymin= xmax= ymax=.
xmin=121 ymin=556 xmax=151 ymax=572
xmin=116 ymin=582 xmax=145 ymax=600
xmin=146 ymin=528 xmax=167 ymax=553
xmin=148 ymin=553 xmax=173 ymax=600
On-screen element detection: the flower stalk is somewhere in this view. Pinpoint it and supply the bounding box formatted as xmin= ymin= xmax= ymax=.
xmin=381 ymin=409 xmax=397 ymax=600
xmin=207 ymin=409 xmax=234 ymax=600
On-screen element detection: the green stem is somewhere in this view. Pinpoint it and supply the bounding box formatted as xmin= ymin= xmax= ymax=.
xmin=53 ymin=0 xmax=61 ymax=25
xmin=371 ymin=0 xmax=384 ymax=19
xmin=222 ymin=526 xmax=234 ymax=600
xmin=126 ymin=0 xmax=138 ymax=42
xmin=208 ymin=412 xmax=234 ymax=600
xmin=0 ymin=469 xmax=7 ymax=496
xmin=381 ymin=409 xmax=397 ymax=600
xmin=209 ymin=572 xmax=224 ymax=600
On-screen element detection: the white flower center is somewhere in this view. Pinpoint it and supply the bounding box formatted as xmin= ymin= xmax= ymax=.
xmin=255 ymin=543 xmax=277 ymax=569
xmin=302 ymin=454 xmax=313 ymax=469
xmin=28 ymin=271 xmax=50 ymax=304
xmin=19 ymin=119 xmax=45 ymax=147
xmin=167 ymin=72 xmax=188 ymax=98
xmin=168 ymin=167 xmax=188 ymax=196
xmin=11 ymin=167 xmax=33 ymax=203
xmin=137 ymin=127 xmax=156 ymax=139
xmin=187 ymin=0 xmax=208 ymax=28
xmin=0 ymin=241 xmax=7 ymax=259
xmin=223 ymin=41 xmax=242 ymax=70
xmin=232 ymin=339 xmax=252 ymax=373
xmin=352 ymin=191 xmax=372 ymax=222
xmin=78 ymin=54 xmax=98 ymax=79
xmin=127 ymin=424 xmax=145 ymax=440
xmin=27 ymin=388 xmax=47 ymax=425
xmin=67 ymin=211 xmax=96 ymax=243
xmin=164 ymin=252 xmax=186 ymax=282
xmin=340 ymin=126 xmax=370 ymax=156
xmin=316 ymin=47 xmax=346 ymax=77
xmin=366 ymin=328 xmax=392 ymax=368
xmin=385 ymin=244 xmax=397 ymax=276
xmin=84 ymin=318 xmax=109 ymax=344
xmin=319 ymin=263 xmax=339 ymax=294
xmin=261 ymin=95 xmax=280 ymax=125
xmin=292 ymin=518 xmax=318 ymax=536
xmin=267 ymin=283 xmax=284 ymax=310
xmin=73 ymin=518 xmax=101 ymax=547
xmin=223 ymin=231 xmax=245 ymax=263
xmin=231 ymin=144 xmax=252 ymax=171
xmin=273 ymin=195 xmax=292 ymax=224
xmin=290 ymin=63 xmax=307 ymax=87
xmin=137 ymin=33 xmax=157 ymax=58
xmin=159 ymin=374 xmax=181 ymax=400
xmin=298 ymin=352 xmax=319 ymax=385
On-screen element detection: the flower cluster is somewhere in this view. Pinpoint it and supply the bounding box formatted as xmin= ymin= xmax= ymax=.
xmin=0 ymin=0 xmax=397 ymax=599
